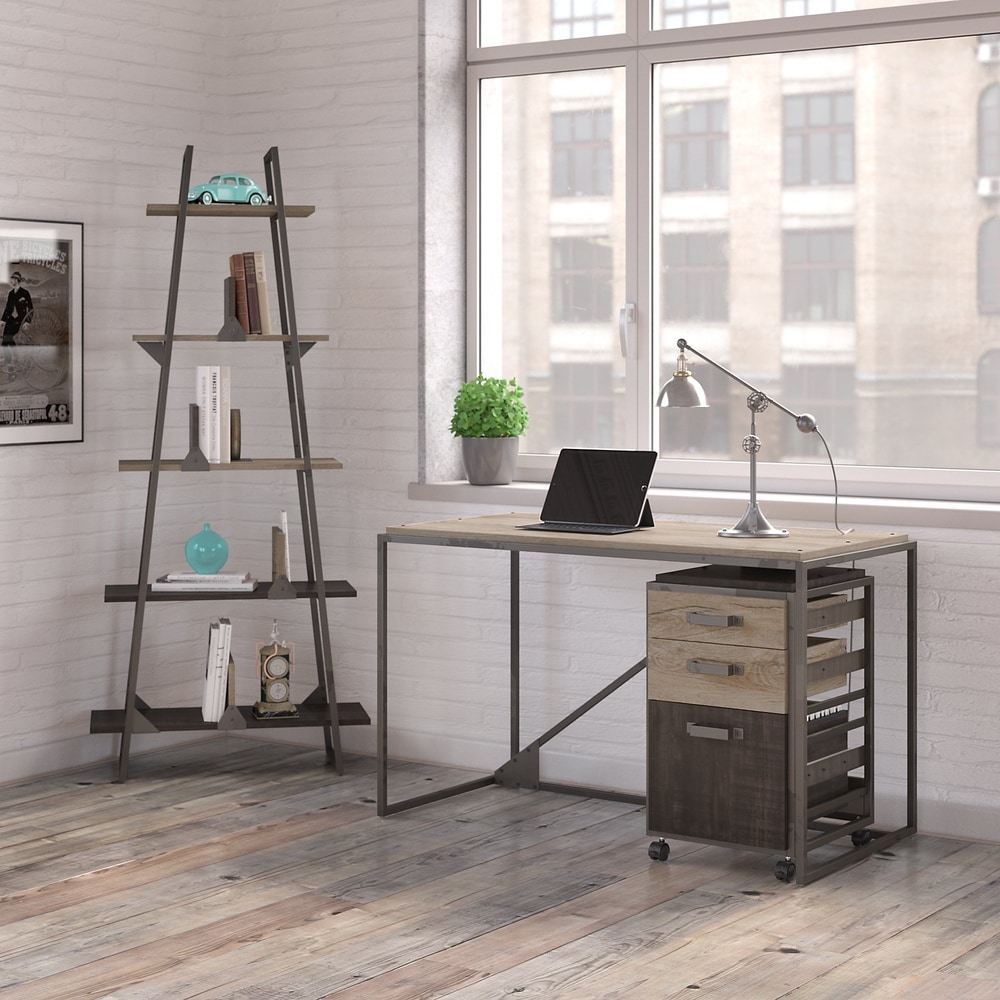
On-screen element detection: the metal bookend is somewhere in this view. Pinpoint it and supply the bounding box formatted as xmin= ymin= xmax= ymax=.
xmin=218 ymin=276 xmax=247 ymax=341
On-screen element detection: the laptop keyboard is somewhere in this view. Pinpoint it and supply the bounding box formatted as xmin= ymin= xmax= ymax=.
xmin=521 ymin=521 xmax=638 ymax=535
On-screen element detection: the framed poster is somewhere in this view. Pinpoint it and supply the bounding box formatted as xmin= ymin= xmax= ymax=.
xmin=0 ymin=218 xmax=83 ymax=445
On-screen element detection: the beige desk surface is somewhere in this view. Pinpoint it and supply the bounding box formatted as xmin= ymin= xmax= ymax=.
xmin=382 ymin=512 xmax=909 ymax=564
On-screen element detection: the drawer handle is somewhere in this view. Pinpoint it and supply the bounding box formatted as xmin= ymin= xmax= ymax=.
xmin=686 ymin=722 xmax=745 ymax=741
xmin=686 ymin=611 xmax=744 ymax=628
xmin=687 ymin=659 xmax=745 ymax=677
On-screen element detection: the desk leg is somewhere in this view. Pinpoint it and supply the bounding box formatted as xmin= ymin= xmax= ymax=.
xmin=907 ymin=544 xmax=918 ymax=831
xmin=377 ymin=534 xmax=388 ymax=816
xmin=510 ymin=550 xmax=519 ymax=759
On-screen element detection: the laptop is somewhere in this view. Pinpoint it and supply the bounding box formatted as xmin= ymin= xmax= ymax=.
xmin=518 ymin=448 xmax=657 ymax=535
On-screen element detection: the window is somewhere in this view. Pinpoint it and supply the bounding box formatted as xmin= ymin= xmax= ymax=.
xmin=552 ymin=362 xmax=615 ymax=446
xmin=551 ymin=236 xmax=614 ymax=322
xmin=979 ymin=218 xmax=1000 ymax=314
xmin=662 ymin=232 xmax=729 ymax=322
xmin=783 ymin=0 xmax=855 ymax=15
xmin=552 ymin=0 xmax=617 ymax=39
xmin=664 ymin=101 xmax=728 ymax=192
xmin=464 ymin=0 xmax=1000 ymax=496
xmin=659 ymin=0 xmax=729 ymax=30
xmin=783 ymin=229 xmax=854 ymax=322
xmin=978 ymin=351 xmax=1000 ymax=446
xmin=782 ymin=365 xmax=856 ymax=459
xmin=783 ymin=93 xmax=854 ymax=186
xmin=979 ymin=84 xmax=1000 ymax=177
xmin=553 ymin=109 xmax=613 ymax=197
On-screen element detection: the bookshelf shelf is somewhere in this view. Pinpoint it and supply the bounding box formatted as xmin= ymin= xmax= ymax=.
xmin=93 ymin=146 xmax=365 ymax=781
xmin=118 ymin=457 xmax=344 ymax=472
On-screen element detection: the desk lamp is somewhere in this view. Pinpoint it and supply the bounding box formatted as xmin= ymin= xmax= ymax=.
xmin=656 ymin=337 xmax=847 ymax=538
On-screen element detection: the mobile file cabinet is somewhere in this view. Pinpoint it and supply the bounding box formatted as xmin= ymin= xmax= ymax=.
xmin=646 ymin=563 xmax=884 ymax=885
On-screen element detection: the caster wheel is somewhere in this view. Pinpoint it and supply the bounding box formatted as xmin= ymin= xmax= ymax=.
xmin=648 ymin=839 xmax=670 ymax=862
xmin=775 ymin=858 xmax=796 ymax=883
xmin=851 ymin=828 xmax=873 ymax=847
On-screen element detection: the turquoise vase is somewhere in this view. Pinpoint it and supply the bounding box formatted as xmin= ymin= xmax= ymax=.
xmin=184 ymin=523 xmax=229 ymax=574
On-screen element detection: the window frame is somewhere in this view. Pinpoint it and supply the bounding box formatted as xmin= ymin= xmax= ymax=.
xmin=461 ymin=0 xmax=1000 ymax=505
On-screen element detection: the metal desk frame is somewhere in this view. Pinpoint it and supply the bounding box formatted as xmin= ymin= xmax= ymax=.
xmin=376 ymin=513 xmax=917 ymax=885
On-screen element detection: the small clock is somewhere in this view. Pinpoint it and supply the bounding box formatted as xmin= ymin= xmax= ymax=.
xmin=253 ymin=620 xmax=298 ymax=718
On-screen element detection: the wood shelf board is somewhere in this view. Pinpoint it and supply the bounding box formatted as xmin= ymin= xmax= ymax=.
xmin=89 ymin=701 xmax=370 ymax=733
xmin=104 ymin=580 xmax=357 ymax=602
xmin=146 ymin=203 xmax=315 ymax=218
xmin=132 ymin=334 xmax=330 ymax=343
xmin=118 ymin=457 xmax=343 ymax=472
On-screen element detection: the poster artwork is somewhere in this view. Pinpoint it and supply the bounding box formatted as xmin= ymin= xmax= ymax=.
xmin=0 ymin=220 xmax=83 ymax=445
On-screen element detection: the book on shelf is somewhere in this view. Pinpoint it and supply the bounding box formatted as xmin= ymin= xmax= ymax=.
xmin=195 ymin=364 xmax=232 ymax=464
xmin=153 ymin=572 xmax=257 ymax=592
xmin=243 ymin=251 xmax=262 ymax=335
xmin=228 ymin=253 xmax=250 ymax=335
xmin=252 ymin=250 xmax=272 ymax=335
xmin=201 ymin=617 xmax=233 ymax=723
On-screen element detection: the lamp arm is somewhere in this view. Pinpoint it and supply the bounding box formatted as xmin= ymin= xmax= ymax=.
xmin=675 ymin=338 xmax=848 ymax=534
xmin=676 ymin=338 xmax=805 ymax=426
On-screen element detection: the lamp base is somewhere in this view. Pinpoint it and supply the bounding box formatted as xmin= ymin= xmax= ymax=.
xmin=718 ymin=502 xmax=789 ymax=538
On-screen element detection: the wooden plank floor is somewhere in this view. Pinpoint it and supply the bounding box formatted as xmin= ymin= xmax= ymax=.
xmin=1 ymin=740 xmax=998 ymax=999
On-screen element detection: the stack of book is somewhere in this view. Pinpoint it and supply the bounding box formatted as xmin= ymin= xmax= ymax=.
xmin=152 ymin=572 xmax=257 ymax=593
xmin=195 ymin=364 xmax=232 ymax=463
xmin=229 ymin=250 xmax=272 ymax=336
xmin=201 ymin=616 xmax=233 ymax=723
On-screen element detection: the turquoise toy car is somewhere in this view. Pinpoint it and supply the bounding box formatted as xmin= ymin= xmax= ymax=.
xmin=188 ymin=174 xmax=267 ymax=206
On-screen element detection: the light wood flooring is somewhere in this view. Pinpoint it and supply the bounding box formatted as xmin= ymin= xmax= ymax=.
xmin=1 ymin=740 xmax=999 ymax=999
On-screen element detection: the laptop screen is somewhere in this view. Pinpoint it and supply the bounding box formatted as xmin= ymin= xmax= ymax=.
xmin=540 ymin=449 xmax=657 ymax=526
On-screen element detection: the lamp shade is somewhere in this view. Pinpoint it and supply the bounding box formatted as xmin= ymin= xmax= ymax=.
xmin=656 ymin=369 xmax=708 ymax=408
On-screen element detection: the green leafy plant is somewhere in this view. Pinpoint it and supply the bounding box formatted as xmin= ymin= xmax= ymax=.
xmin=450 ymin=374 xmax=530 ymax=438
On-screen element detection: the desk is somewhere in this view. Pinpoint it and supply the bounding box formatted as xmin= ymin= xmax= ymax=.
xmin=377 ymin=513 xmax=917 ymax=884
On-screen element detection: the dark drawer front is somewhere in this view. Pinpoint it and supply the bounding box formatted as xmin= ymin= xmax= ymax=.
xmin=647 ymin=700 xmax=787 ymax=851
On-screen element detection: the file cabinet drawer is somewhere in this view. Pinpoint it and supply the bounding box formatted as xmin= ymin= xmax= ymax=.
xmin=647 ymin=634 xmax=846 ymax=713
xmin=647 ymin=587 xmax=849 ymax=650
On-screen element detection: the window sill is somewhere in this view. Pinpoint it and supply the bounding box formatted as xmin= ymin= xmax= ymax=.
xmin=408 ymin=481 xmax=1000 ymax=532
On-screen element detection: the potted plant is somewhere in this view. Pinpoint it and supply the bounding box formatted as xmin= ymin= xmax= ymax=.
xmin=450 ymin=374 xmax=530 ymax=485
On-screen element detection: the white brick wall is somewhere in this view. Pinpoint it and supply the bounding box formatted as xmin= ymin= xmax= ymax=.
xmin=0 ymin=0 xmax=996 ymax=846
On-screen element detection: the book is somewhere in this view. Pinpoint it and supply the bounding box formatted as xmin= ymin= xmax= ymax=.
xmin=213 ymin=618 xmax=233 ymax=720
xmin=219 ymin=364 xmax=231 ymax=463
xmin=243 ymin=252 xmax=261 ymax=335
xmin=152 ymin=573 xmax=257 ymax=592
xmin=229 ymin=253 xmax=250 ymax=334
xmin=201 ymin=620 xmax=222 ymax=722
xmin=252 ymin=250 xmax=272 ymax=336
xmin=194 ymin=365 xmax=212 ymax=462
xmin=208 ymin=365 xmax=221 ymax=463
xmin=160 ymin=572 xmax=252 ymax=583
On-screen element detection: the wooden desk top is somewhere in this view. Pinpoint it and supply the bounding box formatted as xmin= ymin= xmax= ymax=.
xmin=383 ymin=512 xmax=910 ymax=565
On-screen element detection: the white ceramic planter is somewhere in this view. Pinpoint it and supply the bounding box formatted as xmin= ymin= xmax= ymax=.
xmin=461 ymin=436 xmax=519 ymax=485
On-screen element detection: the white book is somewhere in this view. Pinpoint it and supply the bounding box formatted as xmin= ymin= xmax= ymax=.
xmin=196 ymin=365 xmax=211 ymax=461
xmin=213 ymin=618 xmax=233 ymax=720
xmin=152 ymin=576 xmax=256 ymax=593
xmin=201 ymin=621 xmax=222 ymax=722
xmin=161 ymin=571 xmax=252 ymax=583
xmin=208 ymin=365 xmax=221 ymax=463
xmin=253 ymin=250 xmax=272 ymax=336
xmin=219 ymin=365 xmax=231 ymax=464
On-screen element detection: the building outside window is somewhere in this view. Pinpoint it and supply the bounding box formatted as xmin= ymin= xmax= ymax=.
xmin=977 ymin=350 xmax=1000 ymax=447
xmin=783 ymin=229 xmax=854 ymax=322
xmin=660 ymin=0 xmax=729 ymax=30
xmin=551 ymin=236 xmax=614 ymax=323
xmin=784 ymin=92 xmax=854 ymax=186
xmin=782 ymin=364 xmax=856 ymax=459
xmin=662 ymin=232 xmax=729 ymax=322
xmin=553 ymin=109 xmax=613 ymax=197
xmin=664 ymin=100 xmax=729 ymax=192
xmin=978 ymin=84 xmax=1000 ymax=177
xmin=552 ymin=0 xmax=617 ymax=39
xmin=978 ymin=217 xmax=1000 ymax=314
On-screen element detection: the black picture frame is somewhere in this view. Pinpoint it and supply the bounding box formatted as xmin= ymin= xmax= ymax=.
xmin=0 ymin=218 xmax=84 ymax=445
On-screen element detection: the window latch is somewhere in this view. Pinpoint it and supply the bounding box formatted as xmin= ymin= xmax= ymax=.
xmin=618 ymin=302 xmax=636 ymax=358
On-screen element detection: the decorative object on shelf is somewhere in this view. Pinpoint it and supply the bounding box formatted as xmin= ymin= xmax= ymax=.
xmin=184 ymin=523 xmax=230 ymax=574
xmin=0 ymin=218 xmax=84 ymax=446
xmin=230 ymin=408 xmax=241 ymax=460
xmin=253 ymin=620 xmax=297 ymax=718
xmin=188 ymin=174 xmax=267 ymax=206
xmin=450 ymin=374 xmax=530 ymax=485
xmin=656 ymin=338 xmax=848 ymax=538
